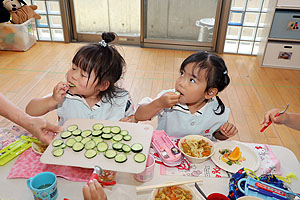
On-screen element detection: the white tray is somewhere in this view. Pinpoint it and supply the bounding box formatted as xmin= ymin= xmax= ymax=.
xmin=40 ymin=119 xmax=153 ymax=174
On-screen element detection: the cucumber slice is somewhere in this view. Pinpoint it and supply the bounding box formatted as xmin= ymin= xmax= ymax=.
xmin=92 ymin=130 xmax=102 ymax=137
xmin=102 ymin=127 xmax=111 ymax=134
xmin=85 ymin=140 xmax=96 ymax=150
xmin=112 ymin=142 xmax=123 ymax=151
xmin=67 ymin=124 xmax=78 ymax=132
xmin=121 ymin=144 xmax=131 ymax=153
xmin=92 ymin=137 xmax=103 ymax=145
xmin=111 ymin=126 xmax=121 ymax=134
xmin=72 ymin=142 xmax=84 ymax=152
xmin=81 ymin=137 xmax=91 ymax=145
xmin=81 ymin=130 xmax=92 ymax=137
xmin=58 ymin=143 xmax=67 ymax=149
xmin=134 ymin=153 xmax=146 ymax=163
xmin=120 ymin=130 xmax=129 ymax=136
xmin=104 ymin=149 xmax=117 ymax=159
xmin=123 ymin=135 xmax=132 ymax=141
xmin=97 ymin=142 xmax=109 ymax=152
xmin=115 ymin=153 xmax=127 ymax=163
xmin=66 ymin=138 xmax=76 ymax=147
xmin=72 ymin=129 xmax=82 ymax=136
xmin=75 ymin=136 xmax=83 ymax=142
xmin=131 ymin=143 xmax=143 ymax=153
xmin=112 ymin=134 xmax=123 ymax=142
xmin=93 ymin=123 xmax=104 ymax=130
xmin=52 ymin=139 xmax=64 ymax=147
xmin=85 ymin=149 xmax=97 ymax=159
xmin=52 ymin=148 xmax=64 ymax=157
xmin=101 ymin=133 xmax=112 ymax=140
xmin=60 ymin=131 xmax=72 ymax=139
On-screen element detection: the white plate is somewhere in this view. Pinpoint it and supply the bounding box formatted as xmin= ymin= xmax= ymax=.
xmin=211 ymin=141 xmax=260 ymax=173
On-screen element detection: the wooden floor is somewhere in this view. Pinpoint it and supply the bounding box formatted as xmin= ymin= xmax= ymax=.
xmin=1 ymin=42 xmax=300 ymax=161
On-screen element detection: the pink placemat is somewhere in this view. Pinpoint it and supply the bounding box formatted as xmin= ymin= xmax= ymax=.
xmin=7 ymin=148 xmax=93 ymax=181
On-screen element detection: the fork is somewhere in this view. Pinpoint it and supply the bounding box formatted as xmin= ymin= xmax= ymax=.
xmin=260 ymin=104 xmax=290 ymax=132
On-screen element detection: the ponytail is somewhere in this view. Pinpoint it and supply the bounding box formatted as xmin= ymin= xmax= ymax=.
xmin=214 ymin=95 xmax=225 ymax=115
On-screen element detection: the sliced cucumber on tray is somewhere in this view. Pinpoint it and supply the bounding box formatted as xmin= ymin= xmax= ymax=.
xmin=111 ymin=126 xmax=121 ymax=134
xmin=60 ymin=131 xmax=72 ymax=139
xmin=104 ymin=149 xmax=117 ymax=159
xmin=131 ymin=143 xmax=143 ymax=153
xmin=134 ymin=153 xmax=146 ymax=163
xmin=85 ymin=149 xmax=97 ymax=159
xmin=72 ymin=142 xmax=84 ymax=152
xmin=93 ymin=123 xmax=104 ymax=131
xmin=97 ymin=142 xmax=109 ymax=152
xmin=52 ymin=148 xmax=64 ymax=157
xmin=81 ymin=130 xmax=92 ymax=137
xmin=67 ymin=124 xmax=78 ymax=132
xmin=52 ymin=139 xmax=64 ymax=147
xmin=115 ymin=153 xmax=127 ymax=163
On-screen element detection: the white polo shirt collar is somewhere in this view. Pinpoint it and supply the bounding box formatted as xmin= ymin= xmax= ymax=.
xmin=66 ymin=91 xmax=101 ymax=111
xmin=172 ymin=98 xmax=213 ymax=117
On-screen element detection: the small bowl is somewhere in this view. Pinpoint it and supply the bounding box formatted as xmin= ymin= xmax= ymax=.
xmin=32 ymin=143 xmax=47 ymax=155
xmin=150 ymin=184 xmax=196 ymax=200
xmin=178 ymin=135 xmax=215 ymax=163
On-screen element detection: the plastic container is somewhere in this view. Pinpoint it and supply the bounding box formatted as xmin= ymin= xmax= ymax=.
xmin=195 ymin=18 xmax=215 ymax=42
xmin=0 ymin=18 xmax=36 ymax=51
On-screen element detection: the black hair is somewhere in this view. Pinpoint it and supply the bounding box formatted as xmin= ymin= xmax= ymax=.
xmin=180 ymin=51 xmax=230 ymax=115
xmin=72 ymin=32 xmax=126 ymax=104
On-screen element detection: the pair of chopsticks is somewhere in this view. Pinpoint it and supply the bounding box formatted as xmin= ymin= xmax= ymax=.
xmin=136 ymin=178 xmax=203 ymax=192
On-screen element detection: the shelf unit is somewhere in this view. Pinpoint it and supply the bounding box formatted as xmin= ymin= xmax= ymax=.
xmin=258 ymin=0 xmax=300 ymax=70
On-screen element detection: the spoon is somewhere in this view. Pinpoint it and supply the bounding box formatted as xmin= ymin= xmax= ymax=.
xmin=195 ymin=182 xmax=207 ymax=200
xmin=260 ymin=104 xmax=289 ymax=132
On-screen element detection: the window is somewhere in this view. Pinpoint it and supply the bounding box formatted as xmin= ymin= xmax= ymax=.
xmin=224 ymin=0 xmax=267 ymax=55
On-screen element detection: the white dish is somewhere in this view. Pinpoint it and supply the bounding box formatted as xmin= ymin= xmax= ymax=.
xmin=211 ymin=141 xmax=260 ymax=173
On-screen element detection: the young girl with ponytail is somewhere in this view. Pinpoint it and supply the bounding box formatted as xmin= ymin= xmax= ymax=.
xmin=135 ymin=51 xmax=238 ymax=140
xmin=26 ymin=32 xmax=135 ymax=125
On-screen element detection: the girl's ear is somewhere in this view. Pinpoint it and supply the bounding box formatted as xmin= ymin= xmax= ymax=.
xmin=98 ymin=80 xmax=110 ymax=91
xmin=205 ymin=88 xmax=218 ymax=99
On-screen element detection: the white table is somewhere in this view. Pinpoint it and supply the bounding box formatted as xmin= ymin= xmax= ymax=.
xmin=1 ymin=145 xmax=300 ymax=200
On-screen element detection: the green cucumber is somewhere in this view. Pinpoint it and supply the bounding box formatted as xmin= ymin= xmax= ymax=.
xmin=52 ymin=139 xmax=64 ymax=147
xmin=121 ymin=144 xmax=131 ymax=153
xmin=92 ymin=130 xmax=102 ymax=137
xmin=72 ymin=129 xmax=82 ymax=136
xmin=102 ymin=127 xmax=111 ymax=134
xmin=131 ymin=143 xmax=143 ymax=153
xmin=97 ymin=142 xmax=109 ymax=152
xmin=104 ymin=149 xmax=117 ymax=159
xmin=52 ymin=148 xmax=64 ymax=157
xmin=81 ymin=130 xmax=92 ymax=137
xmin=67 ymin=124 xmax=78 ymax=132
xmin=75 ymin=136 xmax=83 ymax=142
xmin=92 ymin=137 xmax=103 ymax=145
xmin=115 ymin=153 xmax=127 ymax=163
xmin=85 ymin=149 xmax=97 ymax=159
xmin=85 ymin=140 xmax=96 ymax=150
xmin=81 ymin=137 xmax=91 ymax=145
xmin=134 ymin=153 xmax=146 ymax=163
xmin=120 ymin=130 xmax=129 ymax=136
xmin=112 ymin=134 xmax=123 ymax=142
xmin=123 ymin=135 xmax=132 ymax=141
xmin=111 ymin=126 xmax=121 ymax=134
xmin=60 ymin=131 xmax=72 ymax=139
xmin=93 ymin=123 xmax=104 ymax=130
xmin=58 ymin=143 xmax=67 ymax=149
xmin=112 ymin=142 xmax=123 ymax=151
xmin=101 ymin=133 xmax=112 ymax=140
xmin=72 ymin=142 xmax=84 ymax=152
xmin=66 ymin=138 xmax=76 ymax=147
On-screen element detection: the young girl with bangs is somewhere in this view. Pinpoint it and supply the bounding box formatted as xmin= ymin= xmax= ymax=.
xmin=26 ymin=32 xmax=135 ymax=125
xmin=135 ymin=51 xmax=238 ymax=140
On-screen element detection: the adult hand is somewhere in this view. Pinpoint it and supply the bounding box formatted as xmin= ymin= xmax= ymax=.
xmin=260 ymin=108 xmax=287 ymax=126
xmin=23 ymin=116 xmax=63 ymax=145
xmin=83 ymin=179 xmax=107 ymax=200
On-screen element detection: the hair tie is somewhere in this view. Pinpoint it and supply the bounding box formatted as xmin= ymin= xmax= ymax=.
xmin=223 ymin=70 xmax=227 ymax=75
xmin=99 ymin=40 xmax=107 ymax=47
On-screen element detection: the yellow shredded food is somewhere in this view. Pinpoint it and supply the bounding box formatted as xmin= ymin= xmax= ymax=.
xmin=154 ymin=186 xmax=193 ymax=200
xmin=181 ymin=139 xmax=211 ymax=158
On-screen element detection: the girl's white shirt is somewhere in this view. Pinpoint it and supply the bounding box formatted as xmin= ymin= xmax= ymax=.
xmin=138 ymin=89 xmax=230 ymax=140
xmin=55 ymin=91 xmax=135 ymax=126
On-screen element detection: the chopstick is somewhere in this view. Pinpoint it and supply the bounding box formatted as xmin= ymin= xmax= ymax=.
xmin=136 ymin=179 xmax=203 ymax=192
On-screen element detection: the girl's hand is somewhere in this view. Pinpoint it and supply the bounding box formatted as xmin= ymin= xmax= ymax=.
xmin=83 ymin=179 xmax=107 ymax=200
xmin=260 ymin=108 xmax=288 ymax=126
xmin=52 ymin=81 xmax=69 ymax=104
xmin=158 ymin=92 xmax=180 ymax=108
xmin=219 ymin=122 xmax=238 ymax=138
xmin=120 ymin=115 xmax=138 ymax=123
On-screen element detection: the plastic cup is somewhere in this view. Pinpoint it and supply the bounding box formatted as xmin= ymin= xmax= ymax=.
xmin=207 ymin=193 xmax=230 ymax=200
xmin=134 ymin=154 xmax=155 ymax=182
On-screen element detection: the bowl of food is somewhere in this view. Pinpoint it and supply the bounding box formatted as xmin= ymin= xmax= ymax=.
xmin=178 ymin=135 xmax=214 ymax=163
xmin=32 ymin=143 xmax=47 ymax=155
xmin=150 ymin=184 xmax=196 ymax=200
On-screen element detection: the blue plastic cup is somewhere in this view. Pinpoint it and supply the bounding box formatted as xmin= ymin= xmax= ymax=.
xmin=27 ymin=172 xmax=58 ymax=200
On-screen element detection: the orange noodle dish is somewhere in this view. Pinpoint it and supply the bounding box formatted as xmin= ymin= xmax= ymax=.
xmin=154 ymin=186 xmax=193 ymax=200
xmin=181 ymin=138 xmax=211 ymax=158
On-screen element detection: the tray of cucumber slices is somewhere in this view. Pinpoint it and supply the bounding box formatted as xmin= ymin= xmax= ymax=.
xmin=40 ymin=119 xmax=153 ymax=173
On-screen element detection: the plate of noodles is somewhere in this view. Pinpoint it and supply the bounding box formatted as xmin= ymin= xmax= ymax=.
xmin=150 ymin=184 xmax=196 ymax=200
xmin=178 ymin=135 xmax=215 ymax=163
